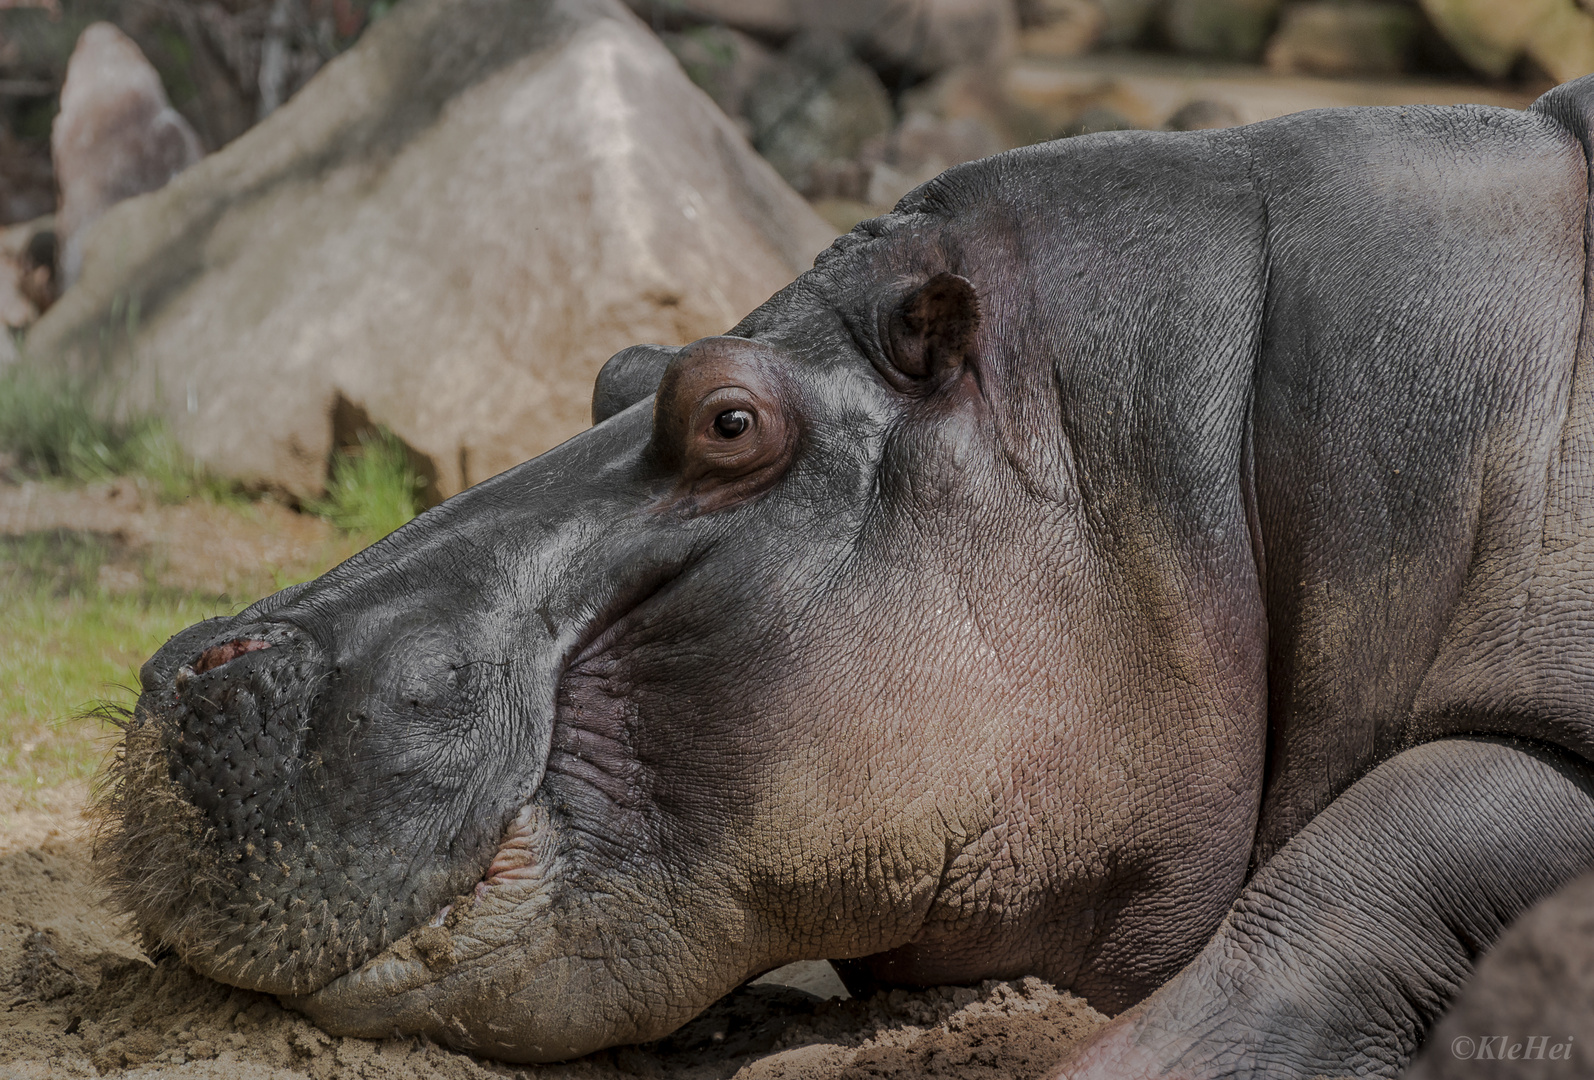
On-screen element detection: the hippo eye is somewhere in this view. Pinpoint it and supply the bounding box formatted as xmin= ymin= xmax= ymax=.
xmin=713 ymin=409 xmax=752 ymax=439
xmin=650 ymin=342 xmax=796 ymax=513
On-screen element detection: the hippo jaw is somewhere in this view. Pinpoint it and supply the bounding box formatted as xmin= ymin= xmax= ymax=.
xmin=283 ymin=788 xmax=750 ymax=1059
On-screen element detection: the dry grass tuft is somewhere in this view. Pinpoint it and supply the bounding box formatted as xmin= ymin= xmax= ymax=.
xmin=89 ymin=703 xmax=234 ymax=964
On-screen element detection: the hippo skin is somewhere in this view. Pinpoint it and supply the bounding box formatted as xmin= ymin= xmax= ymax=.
xmin=99 ymin=74 xmax=1594 ymax=1077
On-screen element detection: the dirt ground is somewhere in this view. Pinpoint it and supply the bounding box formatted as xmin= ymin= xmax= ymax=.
xmin=0 ymin=477 xmax=359 ymax=601
xmin=0 ymin=482 xmax=1108 ymax=1079
xmin=0 ymin=837 xmax=1107 ymax=1080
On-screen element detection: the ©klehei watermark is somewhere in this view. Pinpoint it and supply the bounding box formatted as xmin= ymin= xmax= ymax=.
xmin=1450 ymin=1035 xmax=1575 ymax=1061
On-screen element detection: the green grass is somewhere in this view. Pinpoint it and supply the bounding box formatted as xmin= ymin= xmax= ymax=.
xmin=0 ymin=367 xmax=423 ymax=534
xmin=306 ymin=429 xmax=424 ymax=539
xmin=0 ymin=532 xmax=231 ymax=800
xmin=0 ymin=365 xmax=242 ymax=504
xmin=0 ymin=375 xmax=421 ymax=804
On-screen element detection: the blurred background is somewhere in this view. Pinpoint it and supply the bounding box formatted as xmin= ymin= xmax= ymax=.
xmin=0 ymin=0 xmax=1579 ymax=837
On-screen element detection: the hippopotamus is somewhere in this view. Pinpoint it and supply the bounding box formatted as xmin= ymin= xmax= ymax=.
xmin=99 ymin=75 xmax=1594 ymax=1077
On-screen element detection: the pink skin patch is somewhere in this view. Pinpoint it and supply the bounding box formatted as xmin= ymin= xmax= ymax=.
xmin=482 ymin=803 xmax=543 ymax=884
xmin=427 ymin=803 xmax=547 ymax=925
xmin=191 ymin=638 xmax=272 ymax=674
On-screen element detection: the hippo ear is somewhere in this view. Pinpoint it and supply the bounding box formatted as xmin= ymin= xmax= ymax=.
xmin=884 ymin=272 xmax=981 ymax=383
xmin=593 ymin=344 xmax=681 ymax=424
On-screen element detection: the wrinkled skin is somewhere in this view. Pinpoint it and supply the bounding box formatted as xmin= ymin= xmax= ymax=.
xmin=101 ymin=77 xmax=1594 ymax=1072
xmin=1057 ymin=740 xmax=1594 ymax=1078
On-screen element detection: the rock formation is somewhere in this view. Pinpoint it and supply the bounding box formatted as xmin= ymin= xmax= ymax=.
xmin=50 ymin=23 xmax=202 ymax=287
xmin=25 ymin=0 xmax=835 ymax=500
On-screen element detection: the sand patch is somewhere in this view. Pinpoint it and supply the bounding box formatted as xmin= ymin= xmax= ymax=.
xmin=0 ymin=839 xmax=1105 ymax=1079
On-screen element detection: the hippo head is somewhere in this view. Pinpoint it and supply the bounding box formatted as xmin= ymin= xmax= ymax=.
xmin=100 ymin=154 xmax=1269 ymax=1062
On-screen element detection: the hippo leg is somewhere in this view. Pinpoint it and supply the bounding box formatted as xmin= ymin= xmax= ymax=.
xmin=1053 ymin=739 xmax=1594 ymax=1080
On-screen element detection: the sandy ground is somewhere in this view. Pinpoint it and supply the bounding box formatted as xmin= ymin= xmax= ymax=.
xmin=0 ymin=483 xmax=1108 ymax=1078
xmin=0 ymin=780 xmax=89 ymax=859
xmin=0 ymin=838 xmax=1106 ymax=1079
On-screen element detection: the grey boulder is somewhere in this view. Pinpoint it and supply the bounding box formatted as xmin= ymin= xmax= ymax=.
xmin=748 ymin=33 xmax=896 ymax=197
xmin=25 ymin=0 xmax=835 ymax=500
xmin=628 ymin=0 xmax=1019 ymax=78
xmin=51 ymin=22 xmax=203 ymax=287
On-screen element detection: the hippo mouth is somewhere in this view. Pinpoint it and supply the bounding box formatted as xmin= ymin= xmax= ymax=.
xmin=482 ymin=801 xmax=550 ymax=885
xmin=283 ymin=777 xmax=569 ymax=1014
xmin=418 ymin=801 xmax=556 ymax=929
xmin=281 ymin=603 xmax=654 ymax=1013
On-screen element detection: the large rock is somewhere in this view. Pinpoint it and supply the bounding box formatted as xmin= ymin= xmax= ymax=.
xmin=628 ymin=0 xmax=1019 ymax=78
xmin=1265 ymin=1 xmax=1419 ymax=77
xmin=50 ymin=23 xmax=203 ymax=287
xmin=1420 ymin=0 xmax=1594 ymax=83
xmin=25 ymin=0 xmax=835 ymax=500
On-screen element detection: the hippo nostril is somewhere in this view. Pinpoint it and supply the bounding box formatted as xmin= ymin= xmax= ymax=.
xmin=192 ymin=638 xmax=273 ymax=675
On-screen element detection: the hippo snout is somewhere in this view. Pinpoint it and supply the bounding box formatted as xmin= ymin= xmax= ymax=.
xmin=151 ymin=622 xmax=322 ymax=841
xmin=107 ymin=621 xmax=361 ymax=994
xmin=102 ymin=605 xmax=547 ymax=997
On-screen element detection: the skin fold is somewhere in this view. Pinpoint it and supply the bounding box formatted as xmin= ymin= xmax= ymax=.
xmin=98 ymin=72 xmax=1594 ymax=1069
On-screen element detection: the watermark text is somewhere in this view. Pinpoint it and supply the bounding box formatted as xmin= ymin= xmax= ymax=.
xmin=1451 ymin=1035 xmax=1574 ymax=1061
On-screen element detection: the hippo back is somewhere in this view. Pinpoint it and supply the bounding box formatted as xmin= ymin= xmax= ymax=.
xmin=1238 ymin=88 xmax=1594 ymax=860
